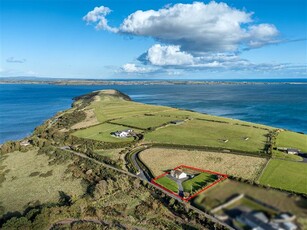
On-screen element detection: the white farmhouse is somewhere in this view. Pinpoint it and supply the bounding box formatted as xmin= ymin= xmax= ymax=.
xmin=170 ymin=170 xmax=188 ymax=179
xmin=111 ymin=129 xmax=134 ymax=138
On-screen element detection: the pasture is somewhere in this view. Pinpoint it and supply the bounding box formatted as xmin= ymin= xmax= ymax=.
xmin=157 ymin=109 xmax=274 ymax=130
xmin=276 ymin=131 xmax=307 ymax=152
xmin=72 ymin=123 xmax=139 ymax=142
xmin=139 ymin=148 xmax=267 ymax=180
xmin=89 ymin=90 xmax=170 ymax=123
xmin=112 ymin=115 xmax=179 ymax=129
xmin=145 ymin=119 xmax=269 ymax=153
xmin=0 ymin=149 xmax=84 ymax=214
xmin=259 ymin=159 xmax=307 ymax=194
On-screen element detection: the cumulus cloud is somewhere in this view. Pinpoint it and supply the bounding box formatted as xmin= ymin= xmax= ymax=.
xmin=6 ymin=57 xmax=26 ymax=63
xmin=121 ymin=63 xmax=153 ymax=73
xmin=83 ymin=6 xmax=118 ymax=32
xmin=137 ymin=44 xmax=305 ymax=74
xmin=146 ymin=44 xmax=194 ymax=66
xmin=141 ymin=44 xmax=243 ymax=68
xmin=85 ymin=2 xmax=279 ymax=52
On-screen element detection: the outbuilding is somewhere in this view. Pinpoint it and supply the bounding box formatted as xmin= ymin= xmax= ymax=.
xmin=286 ymin=148 xmax=300 ymax=155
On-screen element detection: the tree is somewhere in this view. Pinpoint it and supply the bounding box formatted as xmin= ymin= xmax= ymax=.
xmin=93 ymin=180 xmax=108 ymax=199
xmin=2 ymin=217 xmax=32 ymax=230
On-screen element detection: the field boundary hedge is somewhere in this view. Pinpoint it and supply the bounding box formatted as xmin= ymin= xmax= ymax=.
xmin=148 ymin=143 xmax=270 ymax=158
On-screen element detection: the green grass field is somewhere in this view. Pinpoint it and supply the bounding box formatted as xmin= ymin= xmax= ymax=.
xmin=182 ymin=173 xmax=217 ymax=193
xmin=155 ymin=176 xmax=178 ymax=193
xmin=0 ymin=149 xmax=84 ymax=214
xmin=276 ymin=131 xmax=307 ymax=152
xmin=157 ymin=109 xmax=274 ymax=130
xmin=89 ymin=91 xmax=170 ymax=123
xmin=112 ymin=115 xmax=179 ymax=129
xmin=259 ymin=159 xmax=307 ymax=194
xmin=272 ymin=150 xmax=303 ymax=161
xmin=145 ymin=119 xmax=269 ymax=153
xmin=73 ymin=123 xmax=139 ymax=142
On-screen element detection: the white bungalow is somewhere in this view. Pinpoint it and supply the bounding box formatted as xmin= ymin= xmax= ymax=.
xmin=170 ymin=170 xmax=188 ymax=179
xmin=111 ymin=129 xmax=134 ymax=138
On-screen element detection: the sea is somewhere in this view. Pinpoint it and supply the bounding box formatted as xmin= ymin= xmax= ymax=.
xmin=1 ymin=80 xmax=307 ymax=144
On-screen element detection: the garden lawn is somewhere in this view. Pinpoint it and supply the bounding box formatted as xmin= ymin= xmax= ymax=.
xmin=145 ymin=119 xmax=269 ymax=153
xmin=155 ymin=176 xmax=179 ymax=193
xmin=276 ymin=131 xmax=307 ymax=152
xmin=72 ymin=123 xmax=140 ymax=142
xmin=182 ymin=173 xmax=217 ymax=193
xmin=259 ymin=159 xmax=307 ymax=194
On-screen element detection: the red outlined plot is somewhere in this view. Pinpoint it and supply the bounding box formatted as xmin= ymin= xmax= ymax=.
xmin=151 ymin=164 xmax=227 ymax=202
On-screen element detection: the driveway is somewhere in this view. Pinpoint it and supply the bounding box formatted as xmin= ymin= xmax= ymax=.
xmin=166 ymin=174 xmax=189 ymax=197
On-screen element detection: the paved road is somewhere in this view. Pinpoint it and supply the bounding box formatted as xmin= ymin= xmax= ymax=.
xmin=130 ymin=148 xmax=152 ymax=181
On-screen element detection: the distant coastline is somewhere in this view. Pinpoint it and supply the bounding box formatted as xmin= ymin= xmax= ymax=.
xmin=1 ymin=78 xmax=307 ymax=85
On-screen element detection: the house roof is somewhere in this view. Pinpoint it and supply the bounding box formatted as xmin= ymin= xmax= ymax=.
xmin=287 ymin=148 xmax=299 ymax=152
xmin=173 ymin=170 xmax=186 ymax=177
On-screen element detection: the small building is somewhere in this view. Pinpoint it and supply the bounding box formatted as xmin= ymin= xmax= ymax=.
xmin=170 ymin=170 xmax=187 ymax=179
xmin=281 ymin=222 xmax=298 ymax=230
xmin=111 ymin=129 xmax=134 ymax=138
xmin=236 ymin=212 xmax=275 ymax=230
xmin=20 ymin=140 xmax=30 ymax=146
xmin=286 ymin=148 xmax=300 ymax=155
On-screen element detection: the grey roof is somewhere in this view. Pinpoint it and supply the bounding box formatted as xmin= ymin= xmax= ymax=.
xmin=238 ymin=212 xmax=276 ymax=230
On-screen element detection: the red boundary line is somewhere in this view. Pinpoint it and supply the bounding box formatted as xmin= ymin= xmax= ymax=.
xmin=152 ymin=165 xmax=228 ymax=202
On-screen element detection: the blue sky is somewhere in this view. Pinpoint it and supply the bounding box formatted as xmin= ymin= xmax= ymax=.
xmin=1 ymin=0 xmax=306 ymax=79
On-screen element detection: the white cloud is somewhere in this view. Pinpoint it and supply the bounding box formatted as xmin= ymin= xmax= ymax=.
xmin=147 ymin=44 xmax=193 ymax=66
xmin=85 ymin=2 xmax=279 ymax=52
xmin=140 ymin=44 xmax=305 ymax=74
xmin=143 ymin=44 xmax=242 ymax=68
xmin=121 ymin=63 xmax=153 ymax=73
xmin=83 ymin=6 xmax=118 ymax=32
xmin=6 ymin=57 xmax=26 ymax=63
xmin=247 ymin=24 xmax=279 ymax=48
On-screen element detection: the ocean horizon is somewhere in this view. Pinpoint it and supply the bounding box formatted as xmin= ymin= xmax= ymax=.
xmin=1 ymin=82 xmax=307 ymax=144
